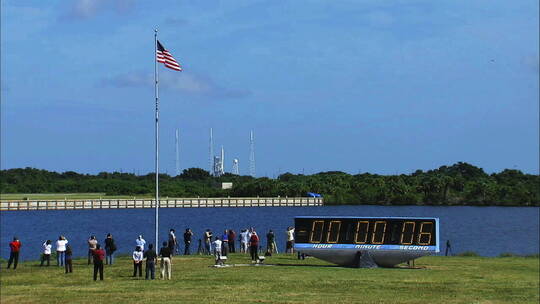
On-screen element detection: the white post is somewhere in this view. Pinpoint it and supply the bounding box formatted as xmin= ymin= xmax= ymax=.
xmin=154 ymin=29 xmax=160 ymax=250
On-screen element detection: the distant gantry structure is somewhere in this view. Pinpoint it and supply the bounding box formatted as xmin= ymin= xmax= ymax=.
xmin=207 ymin=128 xmax=254 ymax=177
xmin=209 ymin=128 xmax=225 ymax=177
xmin=209 ymin=128 xmax=214 ymax=174
xmin=212 ymin=146 xmax=225 ymax=177
xmin=232 ymin=159 xmax=239 ymax=175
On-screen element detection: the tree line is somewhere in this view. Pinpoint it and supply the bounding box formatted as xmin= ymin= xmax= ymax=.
xmin=1 ymin=162 xmax=538 ymax=206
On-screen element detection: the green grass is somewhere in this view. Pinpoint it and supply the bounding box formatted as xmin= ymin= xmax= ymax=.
xmin=0 ymin=193 xmax=151 ymax=201
xmin=1 ymin=254 xmax=538 ymax=303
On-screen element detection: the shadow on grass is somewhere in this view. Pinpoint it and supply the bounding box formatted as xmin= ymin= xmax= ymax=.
xmin=272 ymin=263 xmax=342 ymax=268
xmin=272 ymin=263 xmax=427 ymax=270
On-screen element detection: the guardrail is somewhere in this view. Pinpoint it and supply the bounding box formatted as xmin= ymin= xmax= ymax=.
xmin=0 ymin=197 xmax=323 ymax=211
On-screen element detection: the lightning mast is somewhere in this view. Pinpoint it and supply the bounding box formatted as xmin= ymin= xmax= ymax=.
xmin=220 ymin=146 xmax=225 ymax=175
xmin=249 ymin=130 xmax=256 ymax=177
xmin=209 ymin=128 xmax=214 ymax=176
xmin=175 ymin=129 xmax=180 ymax=176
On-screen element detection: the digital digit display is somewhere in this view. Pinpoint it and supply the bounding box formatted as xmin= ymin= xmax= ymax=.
xmin=326 ymin=221 xmax=341 ymax=243
xmin=309 ymin=220 xmax=324 ymax=243
xmin=295 ymin=217 xmax=437 ymax=246
xmin=400 ymin=221 xmax=415 ymax=245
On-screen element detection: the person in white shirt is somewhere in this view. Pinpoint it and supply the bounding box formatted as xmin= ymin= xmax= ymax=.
xmin=286 ymin=227 xmax=295 ymax=254
xmin=40 ymin=240 xmax=52 ymax=266
xmin=132 ymin=246 xmax=144 ymax=277
xmin=136 ymin=235 xmax=146 ymax=251
xmin=212 ymin=237 xmax=222 ymax=265
xmin=240 ymin=229 xmax=249 ymax=253
xmin=56 ymin=236 xmax=68 ymax=266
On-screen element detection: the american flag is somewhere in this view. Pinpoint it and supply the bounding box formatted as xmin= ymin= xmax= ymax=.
xmin=156 ymin=40 xmax=182 ymax=71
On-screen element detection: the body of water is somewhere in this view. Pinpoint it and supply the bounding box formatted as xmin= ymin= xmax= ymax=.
xmin=1 ymin=205 xmax=538 ymax=261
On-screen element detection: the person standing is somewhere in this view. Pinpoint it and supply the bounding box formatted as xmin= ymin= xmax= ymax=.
xmin=221 ymin=230 xmax=229 ymax=257
xmin=91 ymin=244 xmax=105 ymax=281
xmin=240 ymin=229 xmax=249 ymax=254
xmin=40 ymin=240 xmax=52 ymax=266
xmin=212 ymin=236 xmax=222 ymax=265
xmin=168 ymin=229 xmax=177 ymax=255
xmin=65 ymin=245 xmax=73 ymax=273
xmin=445 ymin=240 xmax=453 ymax=256
xmin=249 ymin=231 xmax=260 ymax=263
xmin=228 ymin=229 xmax=236 ymax=253
xmin=159 ymin=242 xmax=172 ymax=280
xmin=55 ymin=236 xmax=68 ymax=266
xmin=7 ymin=237 xmax=21 ymax=269
xmin=266 ymin=230 xmax=275 ymax=256
xmin=183 ymin=228 xmax=193 ymax=255
xmin=144 ymin=244 xmax=157 ymax=280
xmin=87 ymin=236 xmax=98 ymax=265
xmin=286 ymin=227 xmax=295 ymax=254
xmin=196 ymin=239 xmax=203 ymax=255
xmin=132 ymin=246 xmax=143 ymax=278
xmin=104 ymin=233 xmax=116 ymax=265
xmin=204 ymin=229 xmax=213 ymax=255
xmin=136 ymin=235 xmax=146 ymax=252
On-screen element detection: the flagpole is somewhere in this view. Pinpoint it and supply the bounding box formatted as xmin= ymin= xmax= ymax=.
xmin=154 ymin=29 xmax=160 ymax=250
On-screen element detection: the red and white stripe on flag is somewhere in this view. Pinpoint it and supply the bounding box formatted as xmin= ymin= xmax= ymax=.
xmin=156 ymin=40 xmax=182 ymax=71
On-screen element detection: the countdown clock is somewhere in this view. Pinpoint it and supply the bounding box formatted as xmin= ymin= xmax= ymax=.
xmin=294 ymin=216 xmax=439 ymax=267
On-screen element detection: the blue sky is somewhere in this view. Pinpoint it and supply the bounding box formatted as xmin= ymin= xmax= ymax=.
xmin=1 ymin=0 xmax=538 ymax=176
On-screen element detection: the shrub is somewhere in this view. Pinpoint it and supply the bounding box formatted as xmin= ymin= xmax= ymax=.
xmin=499 ymin=252 xmax=517 ymax=257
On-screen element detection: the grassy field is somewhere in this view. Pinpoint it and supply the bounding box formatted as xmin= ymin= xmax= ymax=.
xmin=0 ymin=193 xmax=150 ymax=201
xmin=0 ymin=254 xmax=538 ymax=303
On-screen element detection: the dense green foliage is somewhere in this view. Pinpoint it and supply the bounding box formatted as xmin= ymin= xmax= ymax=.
xmin=1 ymin=162 xmax=538 ymax=206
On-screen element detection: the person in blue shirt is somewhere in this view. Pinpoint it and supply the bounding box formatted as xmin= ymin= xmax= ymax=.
xmin=221 ymin=230 xmax=229 ymax=257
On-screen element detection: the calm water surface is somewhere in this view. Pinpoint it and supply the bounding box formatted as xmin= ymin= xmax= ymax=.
xmin=1 ymin=205 xmax=538 ymax=261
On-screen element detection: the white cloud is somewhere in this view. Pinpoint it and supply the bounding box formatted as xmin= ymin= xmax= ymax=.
xmin=61 ymin=0 xmax=136 ymax=20
xmin=103 ymin=71 xmax=250 ymax=99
